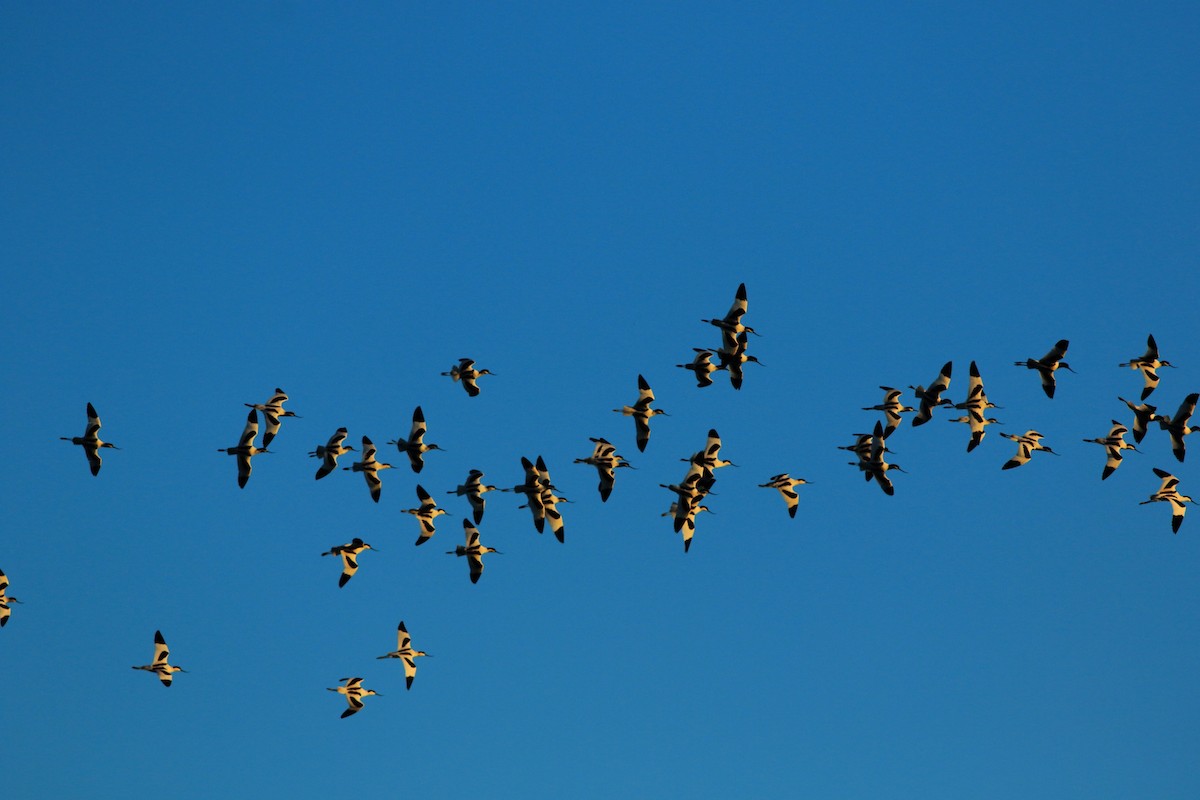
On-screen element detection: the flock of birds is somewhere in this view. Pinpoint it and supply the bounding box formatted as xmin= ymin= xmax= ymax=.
xmin=8 ymin=284 xmax=1197 ymax=719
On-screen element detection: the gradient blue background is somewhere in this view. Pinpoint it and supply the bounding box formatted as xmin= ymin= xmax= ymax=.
xmin=3 ymin=3 xmax=1198 ymax=798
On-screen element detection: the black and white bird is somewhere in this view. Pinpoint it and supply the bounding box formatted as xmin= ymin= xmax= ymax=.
xmin=502 ymin=456 xmax=550 ymax=533
xmin=309 ymin=427 xmax=355 ymax=480
xmin=677 ymin=349 xmax=720 ymax=388
xmin=1140 ymin=468 xmax=1196 ymax=534
xmin=442 ymin=358 xmax=495 ymax=397
xmin=401 ymin=484 xmax=450 ymax=546
xmin=344 ymin=436 xmax=394 ymax=503
xmin=217 ymin=408 xmax=269 ymax=488
xmin=132 ymin=630 xmax=186 ymax=687
xmin=852 ymin=421 xmax=906 ymax=495
xmin=61 ymin=402 xmax=119 ymax=476
xmin=534 ymin=482 xmax=571 ymax=543
xmin=863 ymin=387 xmax=914 ymax=437
xmin=327 ymin=677 xmax=382 ymax=718
xmin=701 ymin=282 xmax=759 ymax=349
xmin=613 ymin=374 xmax=667 ymax=452
xmin=1082 ymin=420 xmax=1141 ymax=480
xmin=910 ymin=361 xmax=954 ymax=426
xmin=244 ymin=387 xmax=299 ymax=448
xmin=715 ymin=331 xmax=764 ymax=390
xmin=1119 ymin=397 xmax=1159 ymax=444
xmin=376 ymin=621 xmax=430 ymax=690
xmin=574 ymin=437 xmax=633 ymax=502
xmin=1000 ymin=431 xmax=1058 ymax=470
xmin=660 ymin=471 xmax=714 ymax=548
xmin=0 ymin=568 xmax=22 ymax=628
xmin=447 ymin=469 xmax=498 ymax=524
xmin=685 ymin=429 xmax=737 ymax=474
xmin=759 ymin=473 xmax=811 ymax=518
xmin=946 ymin=362 xmax=1004 ymax=451
xmin=514 ymin=457 xmax=570 ymax=542
xmin=388 ymin=406 xmax=445 ymax=474
xmin=1014 ymin=339 xmax=1074 ymax=399
xmin=321 ymin=538 xmax=376 ymax=588
xmin=1153 ymin=393 xmax=1198 ymax=463
xmin=447 ymin=520 xmax=501 ymax=584
xmin=1119 ymin=334 xmax=1175 ymax=401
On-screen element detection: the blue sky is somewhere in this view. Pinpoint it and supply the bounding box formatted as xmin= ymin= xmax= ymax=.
xmin=3 ymin=3 xmax=1199 ymax=798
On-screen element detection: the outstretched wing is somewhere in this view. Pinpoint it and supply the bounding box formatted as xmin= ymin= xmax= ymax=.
xmin=240 ymin=409 xmax=259 ymax=447
xmin=1040 ymin=339 xmax=1069 ymax=365
xmin=153 ymin=631 xmax=170 ymax=665
xmin=85 ymin=402 xmax=102 ymax=437
xmin=409 ymin=406 xmax=427 ymax=442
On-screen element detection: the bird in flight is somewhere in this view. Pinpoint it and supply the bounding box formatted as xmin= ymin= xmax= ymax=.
xmin=61 ymin=402 xmax=119 ymax=476
xmin=132 ymin=630 xmax=187 ymax=687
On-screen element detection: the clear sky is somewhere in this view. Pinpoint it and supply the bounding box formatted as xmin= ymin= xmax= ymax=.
xmin=3 ymin=3 xmax=1199 ymax=798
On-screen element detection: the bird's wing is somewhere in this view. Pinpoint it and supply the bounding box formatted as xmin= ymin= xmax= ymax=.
xmin=635 ymin=374 xmax=655 ymax=407
xmin=1175 ymin=393 xmax=1199 ymax=426
xmin=723 ymin=282 xmax=748 ymax=322
xmin=967 ymin=361 xmax=983 ymax=400
xmin=85 ymin=402 xmax=102 ymax=437
xmin=328 ymin=428 xmax=349 ymax=449
xmin=1041 ymin=339 xmax=1069 ymax=365
xmin=153 ymin=631 xmax=170 ymax=664
xmin=84 ymin=442 xmax=103 ymax=476
xmin=597 ymin=466 xmax=615 ymax=502
xmin=317 ymin=452 xmax=337 ymax=479
xmin=634 ymin=416 xmax=651 ymax=452
xmin=409 ymin=406 xmax=427 ymax=441
xmin=240 ymin=409 xmax=259 ymax=446
xmin=365 ymin=470 xmax=382 ymax=502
